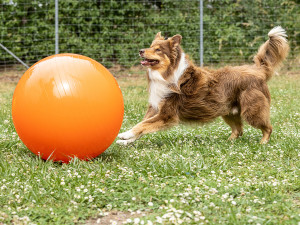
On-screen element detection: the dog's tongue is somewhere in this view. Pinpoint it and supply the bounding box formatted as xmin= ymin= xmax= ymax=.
xmin=141 ymin=59 xmax=158 ymax=66
xmin=141 ymin=60 xmax=150 ymax=66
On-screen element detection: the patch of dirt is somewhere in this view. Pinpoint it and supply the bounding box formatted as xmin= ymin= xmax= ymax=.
xmin=0 ymin=75 xmax=21 ymax=82
xmin=86 ymin=210 xmax=149 ymax=225
xmin=109 ymin=65 xmax=145 ymax=78
xmin=0 ymin=65 xmax=146 ymax=82
xmin=0 ymin=69 xmax=24 ymax=82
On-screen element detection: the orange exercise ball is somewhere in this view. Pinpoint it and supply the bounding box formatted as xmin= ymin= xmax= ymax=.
xmin=12 ymin=54 xmax=124 ymax=162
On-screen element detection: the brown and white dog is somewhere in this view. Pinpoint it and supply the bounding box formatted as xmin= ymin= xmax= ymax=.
xmin=117 ymin=27 xmax=289 ymax=145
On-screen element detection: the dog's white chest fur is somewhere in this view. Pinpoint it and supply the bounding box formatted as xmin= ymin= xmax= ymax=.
xmin=148 ymin=70 xmax=170 ymax=109
xmin=148 ymin=53 xmax=188 ymax=109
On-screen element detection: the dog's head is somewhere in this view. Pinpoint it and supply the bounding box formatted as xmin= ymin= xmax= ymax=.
xmin=139 ymin=32 xmax=182 ymax=71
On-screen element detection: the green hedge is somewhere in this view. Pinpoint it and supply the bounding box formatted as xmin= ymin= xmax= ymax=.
xmin=0 ymin=0 xmax=299 ymax=67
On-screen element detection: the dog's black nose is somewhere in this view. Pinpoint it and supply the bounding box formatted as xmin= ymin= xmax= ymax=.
xmin=139 ymin=49 xmax=145 ymax=56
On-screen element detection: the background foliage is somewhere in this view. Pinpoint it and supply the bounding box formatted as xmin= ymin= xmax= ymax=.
xmin=0 ymin=0 xmax=299 ymax=67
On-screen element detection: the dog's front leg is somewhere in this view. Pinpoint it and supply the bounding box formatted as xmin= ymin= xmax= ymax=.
xmin=117 ymin=106 xmax=158 ymax=144
xmin=142 ymin=105 xmax=158 ymax=120
xmin=117 ymin=111 xmax=178 ymax=145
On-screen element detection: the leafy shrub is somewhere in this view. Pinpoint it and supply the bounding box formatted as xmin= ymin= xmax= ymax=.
xmin=0 ymin=0 xmax=298 ymax=67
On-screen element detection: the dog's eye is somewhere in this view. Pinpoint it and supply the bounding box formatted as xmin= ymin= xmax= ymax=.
xmin=155 ymin=49 xmax=161 ymax=52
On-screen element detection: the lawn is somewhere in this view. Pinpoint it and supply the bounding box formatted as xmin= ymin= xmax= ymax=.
xmin=0 ymin=66 xmax=299 ymax=225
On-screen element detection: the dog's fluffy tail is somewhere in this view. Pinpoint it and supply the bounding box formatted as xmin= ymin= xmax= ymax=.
xmin=254 ymin=26 xmax=289 ymax=81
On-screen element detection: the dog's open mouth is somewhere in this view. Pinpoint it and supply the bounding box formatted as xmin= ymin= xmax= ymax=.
xmin=141 ymin=58 xmax=159 ymax=66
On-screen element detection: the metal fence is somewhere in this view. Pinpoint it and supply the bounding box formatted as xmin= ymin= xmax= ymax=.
xmin=1 ymin=0 xmax=299 ymax=69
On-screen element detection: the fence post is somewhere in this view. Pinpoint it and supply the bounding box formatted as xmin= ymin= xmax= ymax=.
xmin=55 ymin=0 xmax=59 ymax=54
xmin=199 ymin=0 xmax=203 ymax=66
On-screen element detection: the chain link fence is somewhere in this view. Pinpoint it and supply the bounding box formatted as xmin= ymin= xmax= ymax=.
xmin=1 ymin=0 xmax=299 ymax=69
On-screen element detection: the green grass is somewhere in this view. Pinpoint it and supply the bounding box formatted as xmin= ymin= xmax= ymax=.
xmin=0 ymin=69 xmax=299 ymax=225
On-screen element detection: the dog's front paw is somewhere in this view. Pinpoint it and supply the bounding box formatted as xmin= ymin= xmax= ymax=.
xmin=118 ymin=130 xmax=136 ymax=140
xmin=116 ymin=138 xmax=136 ymax=146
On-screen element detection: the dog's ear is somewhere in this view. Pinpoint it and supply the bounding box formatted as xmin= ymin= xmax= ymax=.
xmin=170 ymin=34 xmax=182 ymax=47
xmin=155 ymin=32 xmax=164 ymax=40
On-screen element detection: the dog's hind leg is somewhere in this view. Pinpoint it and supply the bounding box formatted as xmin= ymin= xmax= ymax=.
xmin=222 ymin=114 xmax=243 ymax=140
xmin=240 ymin=89 xmax=272 ymax=144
